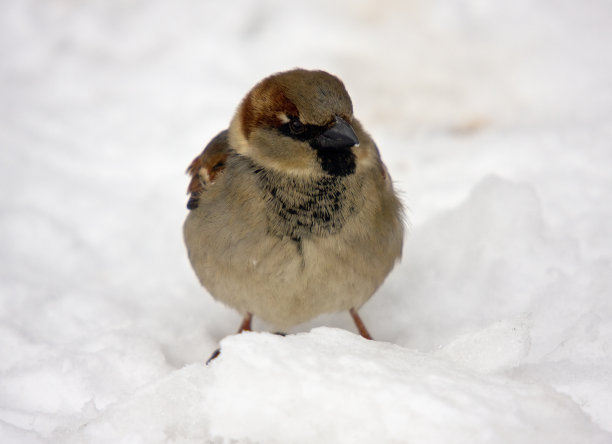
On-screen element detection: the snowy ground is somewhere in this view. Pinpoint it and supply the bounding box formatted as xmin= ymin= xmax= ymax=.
xmin=1 ymin=0 xmax=612 ymax=443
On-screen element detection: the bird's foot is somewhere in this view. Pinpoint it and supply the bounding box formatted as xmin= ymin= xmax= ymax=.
xmin=206 ymin=347 xmax=221 ymax=365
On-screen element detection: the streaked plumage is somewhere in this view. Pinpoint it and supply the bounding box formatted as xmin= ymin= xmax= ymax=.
xmin=183 ymin=69 xmax=404 ymax=339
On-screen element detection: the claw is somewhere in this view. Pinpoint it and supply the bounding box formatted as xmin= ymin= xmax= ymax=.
xmin=206 ymin=347 xmax=221 ymax=365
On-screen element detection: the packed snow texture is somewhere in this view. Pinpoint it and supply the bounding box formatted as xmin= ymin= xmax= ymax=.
xmin=1 ymin=0 xmax=612 ymax=443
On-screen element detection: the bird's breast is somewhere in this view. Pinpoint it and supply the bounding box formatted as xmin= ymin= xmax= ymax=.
xmin=253 ymin=167 xmax=364 ymax=240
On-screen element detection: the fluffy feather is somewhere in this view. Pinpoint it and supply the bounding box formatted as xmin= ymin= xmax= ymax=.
xmin=183 ymin=69 xmax=404 ymax=336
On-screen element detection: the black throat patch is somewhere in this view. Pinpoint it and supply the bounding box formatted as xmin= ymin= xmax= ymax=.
xmin=313 ymin=147 xmax=356 ymax=176
xmin=252 ymin=165 xmax=362 ymax=240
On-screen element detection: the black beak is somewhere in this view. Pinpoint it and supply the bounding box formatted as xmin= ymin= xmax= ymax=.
xmin=313 ymin=116 xmax=359 ymax=150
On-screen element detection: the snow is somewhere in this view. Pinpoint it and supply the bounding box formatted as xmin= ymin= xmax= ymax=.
xmin=69 ymin=329 xmax=609 ymax=444
xmin=1 ymin=0 xmax=612 ymax=443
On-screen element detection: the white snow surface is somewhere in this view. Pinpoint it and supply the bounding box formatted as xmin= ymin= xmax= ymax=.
xmin=1 ymin=0 xmax=612 ymax=443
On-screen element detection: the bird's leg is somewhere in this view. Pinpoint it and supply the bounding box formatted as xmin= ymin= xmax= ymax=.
xmin=237 ymin=312 xmax=253 ymax=333
xmin=349 ymin=308 xmax=372 ymax=340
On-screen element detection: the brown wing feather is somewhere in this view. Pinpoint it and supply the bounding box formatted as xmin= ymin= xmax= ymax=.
xmin=186 ymin=130 xmax=230 ymax=210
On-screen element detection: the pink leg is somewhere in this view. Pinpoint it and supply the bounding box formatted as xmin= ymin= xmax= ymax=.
xmin=237 ymin=312 xmax=253 ymax=333
xmin=349 ymin=308 xmax=372 ymax=340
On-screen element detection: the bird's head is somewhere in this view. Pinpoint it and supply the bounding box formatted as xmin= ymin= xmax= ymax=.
xmin=228 ymin=69 xmax=365 ymax=177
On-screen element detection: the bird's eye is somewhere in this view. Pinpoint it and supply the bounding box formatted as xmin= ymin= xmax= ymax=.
xmin=289 ymin=118 xmax=306 ymax=135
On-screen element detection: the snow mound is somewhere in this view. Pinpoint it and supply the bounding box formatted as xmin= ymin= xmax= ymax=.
xmin=69 ymin=328 xmax=610 ymax=444
xmin=435 ymin=316 xmax=532 ymax=373
xmin=379 ymin=175 xmax=568 ymax=349
xmin=66 ymin=364 xmax=211 ymax=444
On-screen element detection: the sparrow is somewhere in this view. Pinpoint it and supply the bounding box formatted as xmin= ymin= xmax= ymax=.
xmin=184 ymin=68 xmax=404 ymax=342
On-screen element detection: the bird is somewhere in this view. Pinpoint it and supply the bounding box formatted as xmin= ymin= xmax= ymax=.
xmin=183 ymin=68 xmax=404 ymax=343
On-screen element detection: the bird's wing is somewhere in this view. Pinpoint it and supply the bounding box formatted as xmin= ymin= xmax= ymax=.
xmin=186 ymin=130 xmax=230 ymax=210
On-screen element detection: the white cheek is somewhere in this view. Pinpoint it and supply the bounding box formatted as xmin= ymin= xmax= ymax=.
xmin=354 ymin=144 xmax=378 ymax=169
xmin=228 ymin=115 xmax=251 ymax=155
